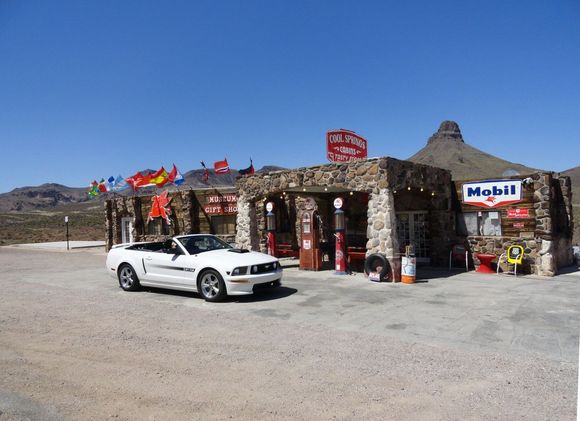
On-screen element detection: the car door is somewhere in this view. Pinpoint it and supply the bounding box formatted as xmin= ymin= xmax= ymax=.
xmin=143 ymin=241 xmax=197 ymax=288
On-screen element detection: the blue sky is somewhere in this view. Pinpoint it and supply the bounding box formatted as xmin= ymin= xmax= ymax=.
xmin=0 ymin=0 xmax=578 ymax=193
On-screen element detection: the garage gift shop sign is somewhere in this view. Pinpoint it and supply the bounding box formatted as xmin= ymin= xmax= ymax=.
xmin=326 ymin=129 xmax=368 ymax=163
xmin=204 ymin=194 xmax=237 ymax=215
xmin=461 ymin=179 xmax=522 ymax=208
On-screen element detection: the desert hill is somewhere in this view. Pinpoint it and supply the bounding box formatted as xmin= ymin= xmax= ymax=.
xmin=0 ymin=183 xmax=90 ymax=212
xmin=410 ymin=121 xmax=578 ymax=243
xmin=408 ymin=121 xmax=539 ymax=180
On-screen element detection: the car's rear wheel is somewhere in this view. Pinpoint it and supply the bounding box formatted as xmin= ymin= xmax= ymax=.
xmin=198 ymin=269 xmax=226 ymax=302
xmin=118 ymin=264 xmax=141 ymax=291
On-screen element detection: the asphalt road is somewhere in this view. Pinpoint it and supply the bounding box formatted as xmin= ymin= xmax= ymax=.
xmin=0 ymin=247 xmax=578 ymax=420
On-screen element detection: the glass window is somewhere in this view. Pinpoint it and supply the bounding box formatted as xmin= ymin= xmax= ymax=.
xmin=458 ymin=212 xmax=502 ymax=236
xmin=211 ymin=215 xmax=236 ymax=235
xmin=147 ymin=219 xmax=169 ymax=235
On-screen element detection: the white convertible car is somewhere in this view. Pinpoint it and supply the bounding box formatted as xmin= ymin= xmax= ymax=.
xmin=106 ymin=234 xmax=283 ymax=302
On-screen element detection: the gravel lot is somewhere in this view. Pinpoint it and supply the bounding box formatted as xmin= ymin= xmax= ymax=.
xmin=0 ymin=247 xmax=578 ymax=420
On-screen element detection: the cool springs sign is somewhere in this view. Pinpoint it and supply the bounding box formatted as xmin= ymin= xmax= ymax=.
xmin=462 ymin=179 xmax=522 ymax=208
xmin=326 ymin=129 xmax=367 ymax=163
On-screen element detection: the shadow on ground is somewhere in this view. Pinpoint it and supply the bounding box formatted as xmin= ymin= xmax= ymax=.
xmin=139 ymin=285 xmax=298 ymax=303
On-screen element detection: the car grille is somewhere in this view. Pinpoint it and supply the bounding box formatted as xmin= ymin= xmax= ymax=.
xmin=251 ymin=262 xmax=278 ymax=274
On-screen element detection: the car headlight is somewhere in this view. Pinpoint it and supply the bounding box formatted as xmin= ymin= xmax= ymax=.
xmin=272 ymin=261 xmax=278 ymax=269
xmin=232 ymin=266 xmax=248 ymax=276
xmin=251 ymin=265 xmax=258 ymax=274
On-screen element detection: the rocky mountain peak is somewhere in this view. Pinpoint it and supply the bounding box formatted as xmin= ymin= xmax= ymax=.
xmin=427 ymin=120 xmax=464 ymax=144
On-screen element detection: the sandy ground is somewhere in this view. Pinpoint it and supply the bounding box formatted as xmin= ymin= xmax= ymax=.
xmin=0 ymin=247 xmax=578 ymax=420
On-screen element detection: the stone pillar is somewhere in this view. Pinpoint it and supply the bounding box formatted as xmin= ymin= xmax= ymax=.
xmin=105 ymin=200 xmax=113 ymax=251
xmin=235 ymin=194 xmax=252 ymax=249
xmin=366 ymin=188 xmax=401 ymax=281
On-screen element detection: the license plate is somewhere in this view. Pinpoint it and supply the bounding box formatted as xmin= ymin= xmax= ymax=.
xmin=369 ymin=272 xmax=381 ymax=282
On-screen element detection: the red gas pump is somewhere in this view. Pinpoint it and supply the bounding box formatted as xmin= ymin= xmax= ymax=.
xmin=265 ymin=202 xmax=277 ymax=257
xmin=299 ymin=203 xmax=322 ymax=271
xmin=334 ymin=197 xmax=347 ymax=275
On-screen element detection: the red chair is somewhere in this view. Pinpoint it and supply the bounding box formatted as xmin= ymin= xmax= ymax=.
xmin=449 ymin=244 xmax=469 ymax=272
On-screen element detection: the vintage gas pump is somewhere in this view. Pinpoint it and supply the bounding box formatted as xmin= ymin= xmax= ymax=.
xmin=334 ymin=197 xmax=347 ymax=275
xmin=299 ymin=198 xmax=322 ymax=270
xmin=265 ymin=202 xmax=277 ymax=256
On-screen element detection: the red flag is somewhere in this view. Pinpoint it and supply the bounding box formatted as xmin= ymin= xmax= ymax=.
xmin=126 ymin=171 xmax=153 ymax=190
xmin=166 ymin=164 xmax=185 ymax=186
xmin=200 ymin=161 xmax=209 ymax=182
xmin=97 ymin=179 xmax=108 ymax=192
xmin=213 ymin=158 xmax=230 ymax=174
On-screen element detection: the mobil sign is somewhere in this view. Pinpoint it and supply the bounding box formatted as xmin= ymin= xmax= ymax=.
xmin=462 ymin=179 xmax=522 ymax=208
xmin=327 ymin=129 xmax=368 ymax=163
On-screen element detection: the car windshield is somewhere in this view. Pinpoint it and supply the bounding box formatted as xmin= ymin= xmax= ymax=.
xmin=177 ymin=235 xmax=232 ymax=255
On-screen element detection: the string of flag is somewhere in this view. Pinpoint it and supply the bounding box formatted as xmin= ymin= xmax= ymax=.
xmin=87 ymin=159 xmax=255 ymax=198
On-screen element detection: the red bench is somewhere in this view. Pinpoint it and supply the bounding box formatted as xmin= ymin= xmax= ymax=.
xmin=347 ymin=247 xmax=367 ymax=263
xmin=347 ymin=246 xmax=367 ymax=272
xmin=276 ymin=243 xmax=299 ymax=258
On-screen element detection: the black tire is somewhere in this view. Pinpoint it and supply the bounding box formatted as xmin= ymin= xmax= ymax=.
xmin=364 ymin=253 xmax=391 ymax=281
xmin=118 ymin=263 xmax=141 ymax=291
xmin=197 ymin=269 xmax=227 ymax=302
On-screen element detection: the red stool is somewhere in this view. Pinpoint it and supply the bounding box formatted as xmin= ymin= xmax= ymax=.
xmin=475 ymin=253 xmax=496 ymax=273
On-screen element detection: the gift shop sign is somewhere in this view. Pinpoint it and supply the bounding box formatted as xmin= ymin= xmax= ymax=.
xmin=507 ymin=208 xmax=529 ymax=219
xmin=327 ymin=130 xmax=367 ymax=163
xmin=462 ymin=179 xmax=522 ymax=208
xmin=204 ymin=194 xmax=237 ymax=215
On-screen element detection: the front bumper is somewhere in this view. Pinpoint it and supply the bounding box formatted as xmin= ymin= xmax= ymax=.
xmin=225 ymin=269 xmax=283 ymax=295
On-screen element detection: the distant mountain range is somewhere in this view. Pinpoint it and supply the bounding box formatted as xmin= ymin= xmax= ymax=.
xmin=0 ymin=166 xmax=286 ymax=212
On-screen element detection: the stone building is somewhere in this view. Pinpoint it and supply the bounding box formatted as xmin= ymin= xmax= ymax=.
xmin=104 ymin=156 xmax=573 ymax=278
xmin=104 ymin=188 xmax=237 ymax=250
xmin=235 ymin=157 xmax=454 ymax=281
xmin=455 ymin=173 xmax=574 ymax=276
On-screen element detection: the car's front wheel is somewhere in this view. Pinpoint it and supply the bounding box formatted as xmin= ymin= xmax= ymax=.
xmin=118 ymin=264 xmax=141 ymax=291
xmin=198 ymin=269 xmax=227 ymax=302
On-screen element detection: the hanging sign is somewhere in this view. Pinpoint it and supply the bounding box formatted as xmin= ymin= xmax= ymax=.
xmin=266 ymin=202 xmax=274 ymax=212
xmin=507 ymin=208 xmax=529 ymax=219
xmin=207 ymin=194 xmax=237 ymax=204
xmin=333 ymin=197 xmax=344 ymax=209
xmin=204 ymin=193 xmax=237 ymax=215
xmin=326 ymin=129 xmax=367 ymax=163
xmin=461 ymin=179 xmax=522 ymax=208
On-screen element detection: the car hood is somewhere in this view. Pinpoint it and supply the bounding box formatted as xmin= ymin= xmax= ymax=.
xmin=194 ymin=249 xmax=278 ymax=267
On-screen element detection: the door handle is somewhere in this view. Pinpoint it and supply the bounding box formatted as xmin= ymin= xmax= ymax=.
xmin=145 ymin=256 xmax=152 ymax=260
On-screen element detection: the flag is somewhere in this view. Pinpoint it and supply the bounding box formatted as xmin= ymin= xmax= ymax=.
xmin=126 ymin=171 xmax=153 ymax=190
xmin=97 ymin=179 xmax=108 ymax=193
xmin=87 ymin=180 xmax=99 ymax=198
xmin=167 ymin=164 xmax=185 ymax=186
xmin=110 ymin=175 xmax=129 ymax=192
xmin=200 ymin=161 xmax=209 ymax=182
xmin=150 ymin=167 xmax=169 ymax=187
xmin=214 ymin=158 xmax=230 ymax=174
xmin=105 ymin=176 xmax=116 ymax=191
xmin=238 ymin=159 xmax=255 ymax=176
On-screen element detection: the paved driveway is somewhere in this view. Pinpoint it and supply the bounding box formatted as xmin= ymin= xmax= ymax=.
xmin=0 ymin=247 xmax=578 ymax=420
